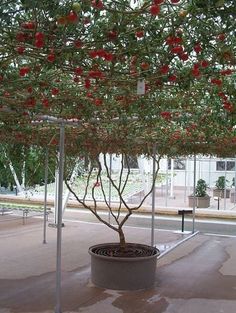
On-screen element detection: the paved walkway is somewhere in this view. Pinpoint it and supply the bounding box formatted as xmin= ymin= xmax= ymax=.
xmin=0 ymin=214 xmax=236 ymax=313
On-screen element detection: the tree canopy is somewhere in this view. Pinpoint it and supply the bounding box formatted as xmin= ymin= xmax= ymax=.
xmin=0 ymin=0 xmax=235 ymax=157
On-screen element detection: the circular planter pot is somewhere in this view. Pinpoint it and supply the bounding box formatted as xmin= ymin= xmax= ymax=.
xmin=89 ymin=242 xmax=159 ymax=290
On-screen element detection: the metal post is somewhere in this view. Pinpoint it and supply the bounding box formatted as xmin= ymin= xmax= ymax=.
xmin=224 ymin=160 xmax=227 ymax=210
xmin=54 ymin=166 xmax=59 ymax=224
xmin=192 ymin=155 xmax=196 ymax=233
xmin=234 ymin=157 xmax=236 ymax=206
xmin=43 ymin=148 xmax=49 ymax=244
xmin=170 ymin=159 xmax=174 ymax=198
xmin=165 ymin=159 xmax=169 ymax=207
xmin=181 ymin=212 xmax=184 ymax=232
xmin=151 ymin=145 xmax=156 ymax=247
xmin=184 ymin=158 xmax=187 ymax=202
xmin=208 ymin=157 xmax=211 ymax=188
xmin=108 ymin=154 xmax=112 ymax=224
xmin=55 ymin=124 xmax=65 ymax=313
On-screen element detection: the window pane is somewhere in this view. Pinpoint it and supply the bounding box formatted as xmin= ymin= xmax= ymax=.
xmin=124 ymin=156 xmax=139 ymax=168
xmin=227 ymin=161 xmax=235 ymax=171
xmin=216 ymin=161 xmax=225 ymax=171
xmin=168 ymin=158 xmax=186 ymax=170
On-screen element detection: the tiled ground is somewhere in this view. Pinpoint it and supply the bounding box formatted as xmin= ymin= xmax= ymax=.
xmin=0 ymin=214 xmax=235 ymax=313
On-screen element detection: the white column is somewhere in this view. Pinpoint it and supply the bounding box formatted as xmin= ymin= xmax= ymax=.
xmin=108 ymin=154 xmax=112 ymax=223
xmin=224 ymin=160 xmax=227 ymax=210
xmin=55 ymin=124 xmax=65 ymax=313
xmin=43 ymin=148 xmax=48 ymax=244
xmin=151 ymin=145 xmax=156 ymax=247
xmin=54 ymin=165 xmax=59 ymax=224
xmin=192 ymin=155 xmax=196 ymax=233
xmin=165 ymin=158 xmax=169 ymax=207
xmin=170 ymin=159 xmax=175 ymax=198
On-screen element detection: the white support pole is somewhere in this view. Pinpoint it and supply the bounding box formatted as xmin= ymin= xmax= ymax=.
xmin=108 ymin=154 xmax=112 ymax=224
xmin=43 ymin=148 xmax=49 ymax=244
xmin=234 ymin=157 xmax=236 ymax=206
xmin=151 ymin=145 xmax=156 ymax=247
xmin=55 ymin=124 xmax=65 ymax=313
xmin=165 ymin=159 xmax=169 ymax=207
xmin=184 ymin=158 xmax=187 ymax=202
xmin=192 ymin=155 xmax=197 ymax=234
xmin=224 ymin=160 xmax=227 ymax=210
xmin=170 ymin=159 xmax=175 ymax=198
xmin=208 ymin=157 xmax=211 ymax=188
xmin=54 ymin=166 xmax=59 ymax=224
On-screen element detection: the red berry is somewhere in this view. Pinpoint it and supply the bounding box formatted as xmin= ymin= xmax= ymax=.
xmin=19 ymin=66 xmax=30 ymax=77
xmin=21 ymin=21 xmax=36 ymax=30
xmin=57 ymin=16 xmax=67 ymax=25
xmin=42 ymin=98 xmax=49 ymax=107
xmin=89 ymin=50 xmax=98 ymax=58
xmin=17 ymin=46 xmax=25 ymax=54
xmin=74 ymin=67 xmax=83 ymax=75
xmin=211 ymin=78 xmax=222 ymax=86
xmin=94 ymin=98 xmax=103 ymax=106
xmin=194 ymin=43 xmax=202 ymax=54
xmin=168 ymin=74 xmax=177 ymax=82
xmin=26 ymin=97 xmax=36 ymax=107
xmin=218 ymin=33 xmax=225 ymax=41
xmin=220 ymin=69 xmax=232 ymax=76
xmin=84 ymin=78 xmax=91 ymax=89
xmin=201 ymin=60 xmax=209 ymax=68
xmin=67 ymin=11 xmax=78 ymax=23
xmin=35 ymin=39 xmax=44 ymax=48
xmin=140 ymin=62 xmax=150 ymax=70
xmin=171 ymin=46 xmax=183 ymax=54
xmin=104 ymin=52 xmax=113 ymax=62
xmin=74 ymin=39 xmax=82 ymax=48
xmin=150 ymin=5 xmax=160 ymax=15
xmin=88 ymin=70 xmax=103 ymax=79
xmin=160 ymin=111 xmax=172 ymax=120
xmin=154 ymin=0 xmax=164 ymax=4
xmin=160 ymin=64 xmax=169 ymax=74
xmin=171 ymin=0 xmax=180 ymax=3
xmin=47 ymin=53 xmax=55 ymax=62
xmin=51 ymin=88 xmax=59 ymax=95
xmin=16 ymin=32 xmax=26 ymax=42
xmin=135 ymin=31 xmax=144 ymax=38
xmin=191 ymin=68 xmax=201 ymax=78
xmin=107 ymin=30 xmax=118 ymax=41
xmin=91 ymin=0 xmax=103 ymax=9
xmin=179 ymin=53 xmax=188 ymax=61
xmin=35 ymin=32 xmax=44 ymax=41
xmin=27 ymin=86 xmax=33 ymax=93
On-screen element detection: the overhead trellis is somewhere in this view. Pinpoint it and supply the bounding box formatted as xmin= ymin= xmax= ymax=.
xmin=0 ymin=0 xmax=235 ymax=156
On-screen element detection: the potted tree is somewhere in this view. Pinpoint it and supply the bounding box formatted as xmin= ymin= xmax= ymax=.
xmin=213 ymin=176 xmax=230 ymax=198
xmin=65 ymin=153 xmax=161 ymax=290
xmin=188 ymin=179 xmax=210 ymax=208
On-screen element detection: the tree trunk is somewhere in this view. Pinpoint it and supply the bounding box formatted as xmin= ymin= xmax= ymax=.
xmin=3 ymin=149 xmax=23 ymax=193
xmin=118 ymin=228 xmax=126 ymax=250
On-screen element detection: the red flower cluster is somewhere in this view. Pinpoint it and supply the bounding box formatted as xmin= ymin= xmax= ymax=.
xmin=89 ymin=49 xmax=114 ymax=61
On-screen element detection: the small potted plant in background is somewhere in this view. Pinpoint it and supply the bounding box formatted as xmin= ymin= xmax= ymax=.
xmin=213 ymin=176 xmax=230 ymax=198
xmin=188 ymin=179 xmax=210 ymax=208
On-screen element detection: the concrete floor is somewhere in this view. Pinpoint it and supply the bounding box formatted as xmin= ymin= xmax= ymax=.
xmin=0 ymin=215 xmax=236 ymax=313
